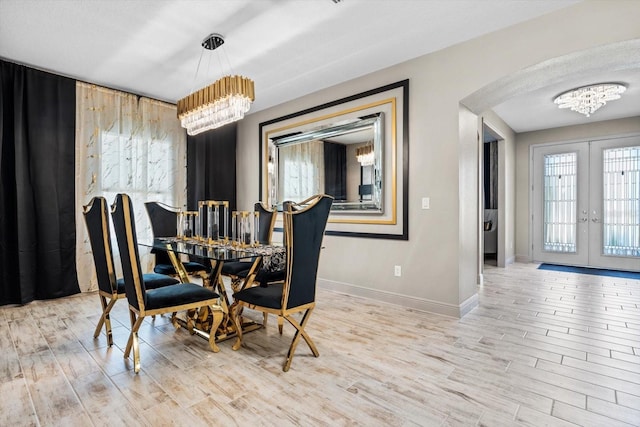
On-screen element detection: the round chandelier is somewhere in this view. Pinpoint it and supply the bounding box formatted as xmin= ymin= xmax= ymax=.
xmin=553 ymin=83 xmax=626 ymax=117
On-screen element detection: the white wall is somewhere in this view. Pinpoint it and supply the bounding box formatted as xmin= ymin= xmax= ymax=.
xmin=515 ymin=116 xmax=640 ymax=262
xmin=237 ymin=1 xmax=640 ymax=317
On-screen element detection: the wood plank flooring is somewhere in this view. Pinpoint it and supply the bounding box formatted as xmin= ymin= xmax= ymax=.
xmin=1 ymin=262 xmax=639 ymax=426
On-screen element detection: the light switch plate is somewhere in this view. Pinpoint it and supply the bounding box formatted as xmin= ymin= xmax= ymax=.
xmin=421 ymin=197 xmax=430 ymax=209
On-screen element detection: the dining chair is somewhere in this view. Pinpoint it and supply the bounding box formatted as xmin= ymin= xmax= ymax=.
xmin=228 ymin=200 xmax=296 ymax=287
xmin=83 ymin=196 xmax=179 ymax=347
xmin=231 ymin=194 xmax=333 ymax=371
xmin=248 ymin=200 xmax=296 ymax=333
xmin=112 ymin=193 xmax=225 ymax=374
xmin=144 ymin=201 xmax=209 ymax=279
xmin=221 ymin=202 xmax=277 ymax=289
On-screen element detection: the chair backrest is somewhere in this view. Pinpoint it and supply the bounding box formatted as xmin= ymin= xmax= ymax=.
xmin=254 ymin=202 xmax=277 ymax=245
xmin=144 ymin=201 xmax=178 ymax=237
xmin=282 ymin=200 xmax=297 ymax=212
xmin=278 ymin=200 xmax=298 ymax=245
xmin=83 ymin=196 xmax=118 ymax=294
xmin=282 ymin=194 xmax=333 ymax=309
xmin=111 ymin=193 xmax=147 ymax=311
xmin=144 ymin=201 xmax=179 ymax=265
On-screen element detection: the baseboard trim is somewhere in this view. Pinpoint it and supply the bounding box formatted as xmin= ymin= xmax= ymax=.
xmin=459 ymin=293 xmax=479 ymax=317
xmin=318 ymin=279 xmax=477 ymax=318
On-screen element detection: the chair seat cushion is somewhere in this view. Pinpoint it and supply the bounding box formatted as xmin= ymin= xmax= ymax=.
xmin=145 ymin=283 xmax=220 ymax=310
xmin=234 ymin=283 xmax=283 ymax=309
xmin=153 ymin=262 xmax=208 ymax=275
xmin=222 ymin=261 xmax=254 ymax=275
xmin=116 ymin=273 xmax=179 ymax=294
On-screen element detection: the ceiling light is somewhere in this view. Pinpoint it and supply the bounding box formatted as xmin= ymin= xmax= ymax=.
xmin=177 ymin=34 xmax=255 ymax=136
xmin=553 ymin=83 xmax=626 ymax=117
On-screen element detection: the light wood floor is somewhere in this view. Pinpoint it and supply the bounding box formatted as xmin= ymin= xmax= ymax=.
xmin=1 ymin=262 xmax=639 ymax=426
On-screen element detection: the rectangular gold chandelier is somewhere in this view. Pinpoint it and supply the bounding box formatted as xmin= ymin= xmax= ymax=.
xmin=177 ymin=34 xmax=255 ymax=136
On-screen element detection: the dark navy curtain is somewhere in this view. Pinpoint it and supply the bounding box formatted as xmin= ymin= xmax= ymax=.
xmin=323 ymin=141 xmax=346 ymax=201
xmin=0 ymin=60 xmax=80 ymax=305
xmin=483 ymin=141 xmax=498 ymax=209
xmin=187 ymin=123 xmax=237 ymax=216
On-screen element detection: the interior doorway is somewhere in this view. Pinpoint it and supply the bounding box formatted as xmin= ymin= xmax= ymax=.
xmin=482 ymin=123 xmax=503 ymax=267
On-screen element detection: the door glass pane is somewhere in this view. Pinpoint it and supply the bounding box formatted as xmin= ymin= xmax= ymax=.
xmin=543 ymin=153 xmax=577 ymax=252
xmin=602 ymin=146 xmax=640 ymax=257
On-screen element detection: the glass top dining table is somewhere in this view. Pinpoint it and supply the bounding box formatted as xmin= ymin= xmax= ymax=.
xmin=141 ymin=237 xmax=285 ymax=342
xmin=146 ymin=237 xmax=284 ymax=262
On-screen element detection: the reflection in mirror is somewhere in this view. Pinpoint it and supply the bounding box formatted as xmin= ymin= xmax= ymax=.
xmin=267 ymin=113 xmax=384 ymax=213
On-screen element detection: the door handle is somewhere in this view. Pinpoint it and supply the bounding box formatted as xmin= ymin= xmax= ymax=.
xmin=580 ymin=210 xmax=588 ymax=223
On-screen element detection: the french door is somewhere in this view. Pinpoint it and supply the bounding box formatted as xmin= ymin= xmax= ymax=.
xmin=532 ymin=136 xmax=640 ymax=271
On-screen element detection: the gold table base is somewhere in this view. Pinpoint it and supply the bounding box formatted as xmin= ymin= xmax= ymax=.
xmin=172 ymin=307 xmax=262 ymax=343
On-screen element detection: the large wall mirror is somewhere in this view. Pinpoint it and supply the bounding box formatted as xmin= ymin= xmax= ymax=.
xmin=268 ymin=113 xmax=384 ymax=213
xmin=259 ymin=80 xmax=409 ymax=240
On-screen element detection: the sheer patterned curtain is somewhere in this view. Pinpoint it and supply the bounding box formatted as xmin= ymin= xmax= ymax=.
xmin=75 ymin=82 xmax=186 ymax=291
xmin=278 ymin=140 xmax=325 ymax=202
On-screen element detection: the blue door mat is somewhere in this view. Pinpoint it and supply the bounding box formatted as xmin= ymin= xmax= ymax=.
xmin=538 ymin=263 xmax=640 ymax=280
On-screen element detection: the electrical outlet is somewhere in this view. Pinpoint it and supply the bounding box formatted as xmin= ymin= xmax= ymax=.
xmin=421 ymin=197 xmax=430 ymax=209
xmin=394 ymin=265 xmax=402 ymax=277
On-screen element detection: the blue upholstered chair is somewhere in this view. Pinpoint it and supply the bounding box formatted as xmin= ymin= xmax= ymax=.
xmin=83 ymin=196 xmax=179 ymax=347
xmin=144 ymin=201 xmax=209 ymax=279
xmin=112 ymin=194 xmax=225 ymax=374
xmin=221 ymin=202 xmax=277 ymax=288
xmin=232 ymin=194 xmax=333 ymax=371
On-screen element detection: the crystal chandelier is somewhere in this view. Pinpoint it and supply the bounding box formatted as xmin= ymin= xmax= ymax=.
xmin=553 ymin=83 xmax=626 ymax=117
xmin=356 ymin=143 xmax=374 ymax=166
xmin=177 ymin=34 xmax=254 ymax=136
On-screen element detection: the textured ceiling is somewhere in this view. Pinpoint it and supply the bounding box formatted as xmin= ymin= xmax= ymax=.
xmin=2 ymin=0 xmax=637 ymax=133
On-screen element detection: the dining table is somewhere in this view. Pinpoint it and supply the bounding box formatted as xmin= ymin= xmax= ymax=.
xmin=141 ymin=237 xmax=285 ymax=342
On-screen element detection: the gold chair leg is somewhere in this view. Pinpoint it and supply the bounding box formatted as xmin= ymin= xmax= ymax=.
xmin=93 ymin=295 xmax=107 ymax=338
xmin=126 ymin=314 xmax=145 ymax=374
xmin=94 ymin=295 xmax=117 ymax=346
xmin=132 ymin=330 xmax=141 ymax=374
xmin=124 ymin=310 xmax=135 ymax=357
xmin=124 ymin=311 xmax=143 ymax=357
xmin=283 ymin=308 xmax=318 ymax=372
xmin=278 ymin=316 xmax=284 ymax=335
xmin=262 ymin=313 xmax=284 ymax=334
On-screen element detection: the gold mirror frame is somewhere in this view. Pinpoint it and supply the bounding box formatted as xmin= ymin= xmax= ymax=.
xmin=259 ymin=80 xmax=409 ymax=240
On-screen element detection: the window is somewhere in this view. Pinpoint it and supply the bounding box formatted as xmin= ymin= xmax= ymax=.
xmin=100 ymin=131 xmax=179 ymax=243
xmin=278 ymin=140 xmax=324 ymax=202
xmin=76 ymin=82 xmax=186 ymax=291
